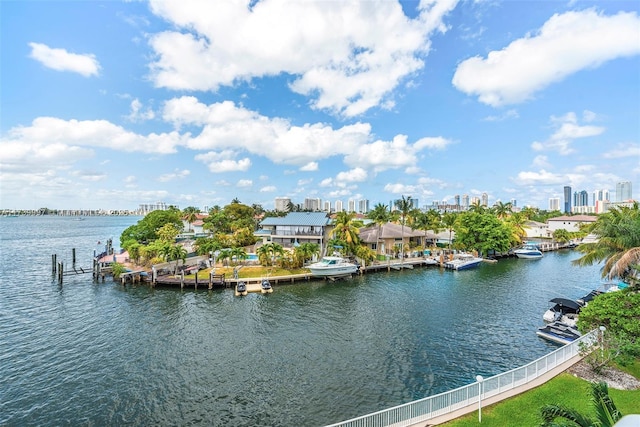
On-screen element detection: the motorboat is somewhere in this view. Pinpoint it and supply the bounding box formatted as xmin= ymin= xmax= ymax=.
xmin=307 ymin=256 xmax=359 ymax=277
xmin=543 ymin=297 xmax=583 ymax=326
xmin=536 ymin=321 xmax=582 ymax=345
xmin=514 ymin=244 xmax=543 ymax=259
xmin=235 ymin=281 xmax=248 ymax=297
xmin=444 ymin=254 xmax=483 ymax=270
xmin=261 ymin=279 xmax=273 ymax=294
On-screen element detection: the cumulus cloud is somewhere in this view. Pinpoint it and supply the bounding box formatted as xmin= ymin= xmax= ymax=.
xmin=147 ymin=0 xmax=458 ymax=117
xmin=531 ymin=111 xmax=605 ymax=155
xmin=515 ymin=169 xmax=566 ymax=185
xmin=163 ymin=96 xmax=450 ymax=172
xmin=28 ymin=42 xmax=101 ymax=77
xmin=158 ymin=169 xmax=190 ymax=182
xmin=237 ymin=179 xmax=253 ymax=187
xmin=194 ymin=151 xmax=252 ymax=173
xmin=260 ymin=185 xmax=277 ymax=192
xmin=603 ymin=142 xmax=640 ymax=159
xmin=126 ymin=99 xmax=155 ymax=122
xmin=452 ymin=9 xmax=640 ymax=106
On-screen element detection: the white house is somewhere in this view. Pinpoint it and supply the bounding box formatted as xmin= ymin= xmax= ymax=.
xmin=546 ymin=215 xmax=597 ymax=233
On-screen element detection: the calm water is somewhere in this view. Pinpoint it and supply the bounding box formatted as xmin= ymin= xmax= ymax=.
xmin=0 ymin=216 xmax=604 ymax=426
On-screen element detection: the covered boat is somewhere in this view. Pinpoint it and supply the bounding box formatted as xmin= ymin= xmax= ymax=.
xmin=235 ymin=281 xmax=248 ymax=297
xmin=261 ymin=279 xmax=273 ymax=293
xmin=543 ymin=297 xmax=583 ymax=326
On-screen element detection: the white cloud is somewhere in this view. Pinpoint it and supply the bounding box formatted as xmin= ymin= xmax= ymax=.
xmin=335 ymin=167 xmax=368 ymax=183
xmin=194 ymin=151 xmax=252 ymax=173
xmin=28 ymin=42 xmax=100 ymax=77
xmin=515 ymin=169 xmax=566 ymax=185
xmin=532 ymin=155 xmax=550 ymax=168
xmin=158 ymin=169 xmax=190 ymax=182
xmin=603 ymin=143 xmax=640 ymax=159
xmin=531 ymin=112 xmax=605 ymax=155
xmin=300 ymin=162 xmax=318 ymax=171
xmin=237 ymin=179 xmax=253 ymax=187
xmin=260 ymin=185 xmax=277 ymax=192
xmin=148 ymin=0 xmax=458 ymax=117
xmin=126 ymin=99 xmax=155 ymax=122
xmin=452 ymin=9 xmax=640 ymax=106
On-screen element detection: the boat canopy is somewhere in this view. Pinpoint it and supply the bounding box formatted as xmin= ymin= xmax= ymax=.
xmin=549 ymin=297 xmax=582 ymax=310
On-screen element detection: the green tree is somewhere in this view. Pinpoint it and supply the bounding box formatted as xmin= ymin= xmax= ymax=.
xmin=368 ymin=203 xmax=390 ymax=257
xmin=412 ymin=209 xmax=441 ymax=250
xmin=468 ymin=201 xmax=487 ymax=214
xmin=256 ymin=243 xmax=284 ymax=266
xmin=573 ymin=202 xmax=640 ymax=282
xmin=331 ymin=211 xmax=360 ymax=255
xmin=553 ymin=228 xmax=572 ymax=244
xmin=539 ymin=381 xmax=622 ymax=427
xmin=182 ymin=207 xmax=200 ymax=232
xmin=442 ymin=212 xmax=457 ymax=252
xmin=492 ymin=201 xmax=513 ymax=219
xmin=294 ymin=243 xmax=320 ymax=267
xmin=230 ymin=247 xmax=248 ymax=265
xmin=157 ymin=223 xmax=181 ymax=243
xmin=120 ymin=208 xmax=182 ymax=244
xmin=394 ymin=195 xmax=413 ymax=261
xmin=455 ymin=211 xmax=512 ymax=256
xmin=506 ymin=212 xmax=529 ymax=246
xmin=577 ymin=290 xmax=640 ymax=367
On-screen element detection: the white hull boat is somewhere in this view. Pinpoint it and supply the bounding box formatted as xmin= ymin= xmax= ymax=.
xmin=308 ymin=256 xmax=359 ymax=277
xmin=514 ymin=245 xmax=543 ymax=259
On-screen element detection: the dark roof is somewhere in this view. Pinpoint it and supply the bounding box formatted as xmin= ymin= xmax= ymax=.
xmin=259 ymin=212 xmax=330 ymax=227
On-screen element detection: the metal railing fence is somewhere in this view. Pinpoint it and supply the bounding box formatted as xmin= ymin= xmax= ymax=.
xmin=325 ymin=329 xmax=599 ymax=427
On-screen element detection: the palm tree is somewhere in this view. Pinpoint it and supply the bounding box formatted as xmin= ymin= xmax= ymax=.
xmin=468 ymin=201 xmax=486 ymax=214
xmin=442 ymin=211 xmax=457 ymax=254
xmin=492 ymin=201 xmax=513 ymax=219
xmin=394 ymin=195 xmax=413 ymax=261
xmin=540 ymin=381 xmax=622 ymax=427
xmin=182 ymin=207 xmax=200 ymax=232
xmin=256 ymin=243 xmax=284 ymax=266
xmin=368 ymin=203 xmax=390 ymax=258
xmin=506 ymin=211 xmax=529 ymax=246
xmin=573 ymin=202 xmax=640 ymax=282
xmin=230 ymin=247 xmax=248 ymax=265
xmin=294 ymin=242 xmax=319 ymax=267
xmin=331 ymin=211 xmax=360 ymax=255
xmin=412 ymin=209 xmax=441 ymax=251
xmin=169 ymin=244 xmax=188 ymax=274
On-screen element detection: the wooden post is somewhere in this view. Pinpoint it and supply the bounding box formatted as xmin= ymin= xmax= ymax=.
xmin=72 ymin=248 xmax=76 ymax=265
xmin=208 ymin=271 xmax=213 ymax=290
xmin=180 ymin=271 xmax=184 ymax=289
xmin=58 ymin=262 xmax=63 ymax=284
xmin=52 ymin=254 xmax=57 ymax=273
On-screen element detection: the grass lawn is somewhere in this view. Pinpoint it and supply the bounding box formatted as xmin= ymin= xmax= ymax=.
xmin=441 ymin=373 xmax=640 ymax=426
xmin=192 ymin=265 xmax=309 ymax=279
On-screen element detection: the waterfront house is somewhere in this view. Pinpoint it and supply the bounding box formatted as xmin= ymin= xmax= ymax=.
xmin=546 ymin=215 xmax=597 ymax=233
xmin=255 ymin=212 xmax=332 ymax=253
xmin=358 ymin=222 xmax=437 ymax=257
xmin=524 ymin=220 xmax=551 ymax=239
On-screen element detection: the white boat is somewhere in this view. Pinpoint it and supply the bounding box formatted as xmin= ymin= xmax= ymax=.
xmin=542 ymin=297 xmax=582 ymax=326
xmin=444 ymin=254 xmax=483 ymax=270
xmin=307 ymin=256 xmax=359 ymax=277
xmin=514 ymin=244 xmax=543 ymax=259
xmin=261 ymin=279 xmax=273 ymax=294
xmin=536 ymin=321 xmax=581 ymax=345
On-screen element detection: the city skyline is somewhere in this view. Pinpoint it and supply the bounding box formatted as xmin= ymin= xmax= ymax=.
xmin=1 ymin=1 xmax=639 ymax=211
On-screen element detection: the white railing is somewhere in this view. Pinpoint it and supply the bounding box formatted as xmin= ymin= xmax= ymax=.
xmin=325 ymin=329 xmax=599 ymax=427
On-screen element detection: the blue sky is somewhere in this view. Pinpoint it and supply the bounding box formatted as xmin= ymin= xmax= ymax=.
xmin=1 ymin=0 xmax=639 ymax=211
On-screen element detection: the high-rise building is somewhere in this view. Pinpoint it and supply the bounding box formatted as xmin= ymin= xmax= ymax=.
xmin=335 ymin=200 xmax=343 ymax=212
xmin=275 ymin=197 xmax=291 ymax=212
xmin=481 ymin=193 xmax=489 ymax=206
xmin=358 ymin=199 xmax=369 ymax=214
xmin=510 ymin=198 xmax=517 ymax=207
xmin=462 ymin=194 xmax=469 ymax=209
xmin=323 ymin=201 xmax=331 ymax=213
xmin=304 ymin=198 xmax=321 ymax=211
xmin=347 ymin=199 xmax=356 ymax=212
xmin=549 ymin=198 xmax=560 ymax=211
xmin=574 ymin=190 xmax=589 ymax=207
xmin=592 ymin=189 xmax=610 ymax=205
xmin=616 ymin=181 xmax=632 ymax=202
xmin=454 ymin=195 xmax=460 ymax=207
xmin=563 ymin=186 xmax=572 ymax=214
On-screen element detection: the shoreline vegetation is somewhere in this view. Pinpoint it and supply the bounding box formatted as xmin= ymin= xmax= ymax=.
xmin=109 ymin=199 xmax=639 ymax=425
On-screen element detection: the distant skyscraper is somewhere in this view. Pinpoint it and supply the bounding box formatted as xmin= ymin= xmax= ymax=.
xmin=454 ymin=195 xmax=460 ymax=207
xmin=574 ymin=190 xmax=588 ymax=207
xmin=563 ymin=186 xmax=572 ymax=213
xmin=304 ymin=198 xmax=321 ymax=211
xmin=347 ymin=199 xmax=356 ymax=212
xmin=275 ymin=197 xmax=291 ymax=212
xmin=335 ymin=200 xmax=343 ymax=212
xmin=616 ymin=181 xmax=632 ymax=201
xmin=358 ymin=199 xmax=369 ymax=214
xmin=462 ymin=194 xmax=469 ymax=208
xmin=592 ymin=189 xmax=610 ymax=206
xmin=323 ymin=201 xmax=331 ymax=212
xmin=549 ymin=198 xmax=560 ymax=211
xmin=481 ymin=193 xmax=488 ymax=206
xmin=510 ymin=198 xmax=517 ymax=207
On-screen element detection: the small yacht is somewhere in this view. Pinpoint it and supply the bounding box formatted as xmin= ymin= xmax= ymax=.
xmin=444 ymin=254 xmax=483 ymax=270
xmin=307 ymin=256 xmax=359 ymax=277
xmin=235 ymin=281 xmax=248 ymax=297
xmin=261 ymin=279 xmax=273 ymax=294
xmin=514 ymin=244 xmax=543 ymax=259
